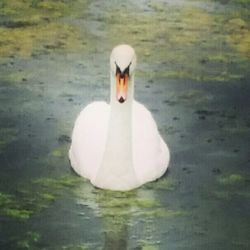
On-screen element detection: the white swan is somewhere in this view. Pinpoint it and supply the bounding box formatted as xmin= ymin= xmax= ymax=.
xmin=69 ymin=44 xmax=170 ymax=191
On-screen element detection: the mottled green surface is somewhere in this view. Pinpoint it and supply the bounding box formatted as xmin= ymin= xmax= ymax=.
xmin=0 ymin=0 xmax=249 ymax=249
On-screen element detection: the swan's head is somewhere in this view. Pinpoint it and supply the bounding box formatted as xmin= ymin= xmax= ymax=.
xmin=110 ymin=44 xmax=136 ymax=104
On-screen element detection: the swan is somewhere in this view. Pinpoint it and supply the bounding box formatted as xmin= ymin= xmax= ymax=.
xmin=69 ymin=44 xmax=170 ymax=191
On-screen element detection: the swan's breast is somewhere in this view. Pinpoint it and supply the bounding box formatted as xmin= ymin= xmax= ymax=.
xmin=132 ymin=101 xmax=169 ymax=183
xmin=70 ymin=101 xmax=110 ymax=179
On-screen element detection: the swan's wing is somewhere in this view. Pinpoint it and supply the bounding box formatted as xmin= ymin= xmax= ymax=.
xmin=69 ymin=101 xmax=110 ymax=180
xmin=132 ymin=101 xmax=170 ymax=183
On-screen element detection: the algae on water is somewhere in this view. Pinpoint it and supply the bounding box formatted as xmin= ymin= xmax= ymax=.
xmin=214 ymin=173 xmax=250 ymax=201
xmin=0 ymin=23 xmax=86 ymax=58
xmin=16 ymin=231 xmax=41 ymax=250
xmin=218 ymin=173 xmax=246 ymax=185
xmin=0 ymin=192 xmax=34 ymax=219
xmin=0 ymin=0 xmax=90 ymax=58
xmin=104 ymin=1 xmax=249 ymax=82
xmin=0 ymin=175 xmax=82 ymax=220
xmin=225 ymin=18 xmax=250 ymax=59
xmin=144 ymin=177 xmax=176 ymax=190
xmin=0 ymin=0 xmax=248 ymax=82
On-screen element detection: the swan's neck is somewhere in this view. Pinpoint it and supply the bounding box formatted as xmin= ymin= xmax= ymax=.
xmin=93 ymin=73 xmax=138 ymax=190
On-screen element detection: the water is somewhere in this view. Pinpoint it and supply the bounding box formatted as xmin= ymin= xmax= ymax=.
xmin=0 ymin=0 xmax=249 ymax=249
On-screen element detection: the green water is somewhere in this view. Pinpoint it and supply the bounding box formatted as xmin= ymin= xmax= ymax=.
xmin=0 ymin=0 xmax=249 ymax=249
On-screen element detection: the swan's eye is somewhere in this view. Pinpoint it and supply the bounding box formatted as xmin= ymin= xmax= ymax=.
xmin=124 ymin=62 xmax=132 ymax=76
xmin=115 ymin=62 xmax=121 ymax=75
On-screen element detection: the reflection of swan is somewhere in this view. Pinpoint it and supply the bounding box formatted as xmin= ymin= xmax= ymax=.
xmin=69 ymin=44 xmax=170 ymax=191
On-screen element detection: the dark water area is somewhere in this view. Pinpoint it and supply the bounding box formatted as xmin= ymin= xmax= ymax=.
xmin=0 ymin=0 xmax=250 ymax=249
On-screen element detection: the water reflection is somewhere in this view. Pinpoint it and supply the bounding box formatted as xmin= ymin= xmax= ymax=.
xmin=103 ymin=224 xmax=128 ymax=250
xmin=74 ymin=177 xmax=179 ymax=249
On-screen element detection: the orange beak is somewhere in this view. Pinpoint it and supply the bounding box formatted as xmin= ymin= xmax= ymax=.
xmin=116 ymin=73 xmax=129 ymax=103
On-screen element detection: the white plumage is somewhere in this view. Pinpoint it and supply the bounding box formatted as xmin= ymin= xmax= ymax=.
xmin=69 ymin=44 xmax=170 ymax=191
